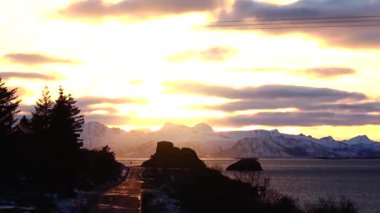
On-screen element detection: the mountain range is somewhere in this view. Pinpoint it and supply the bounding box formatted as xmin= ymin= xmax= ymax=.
xmin=81 ymin=121 xmax=380 ymax=158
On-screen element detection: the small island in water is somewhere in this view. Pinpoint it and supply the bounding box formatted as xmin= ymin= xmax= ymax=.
xmin=142 ymin=141 xmax=206 ymax=169
xmin=226 ymin=158 xmax=263 ymax=171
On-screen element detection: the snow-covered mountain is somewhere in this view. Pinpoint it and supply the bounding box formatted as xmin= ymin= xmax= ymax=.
xmin=219 ymin=131 xmax=380 ymax=158
xmin=81 ymin=121 xmax=237 ymax=157
xmin=81 ymin=121 xmax=380 ymax=158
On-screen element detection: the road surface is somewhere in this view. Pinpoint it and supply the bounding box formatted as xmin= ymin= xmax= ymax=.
xmin=92 ymin=167 xmax=142 ymax=213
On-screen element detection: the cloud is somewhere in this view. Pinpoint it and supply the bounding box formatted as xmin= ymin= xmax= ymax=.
xmin=164 ymin=82 xmax=366 ymax=101
xmin=301 ymin=67 xmax=356 ymax=78
xmin=165 ymin=81 xmax=380 ymax=126
xmin=62 ymin=0 xmax=219 ymax=19
xmin=205 ymin=99 xmax=380 ymax=113
xmin=218 ymin=0 xmax=380 ymax=48
xmin=211 ymin=112 xmax=380 ymax=127
xmin=84 ymin=114 xmax=128 ymax=126
xmin=78 ymin=96 xmax=148 ymax=106
xmin=0 ymin=72 xmax=60 ymax=81
xmin=199 ymin=46 xmax=238 ymax=61
xmin=77 ymin=96 xmax=148 ymax=113
xmin=302 ymin=102 xmax=380 ymax=113
xmin=167 ymin=46 xmax=238 ymax=62
xmin=4 ymin=53 xmax=77 ymax=65
xmin=231 ymin=66 xmax=356 ymax=79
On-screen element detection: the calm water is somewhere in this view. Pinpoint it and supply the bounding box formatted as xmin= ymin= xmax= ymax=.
xmin=118 ymin=158 xmax=380 ymax=213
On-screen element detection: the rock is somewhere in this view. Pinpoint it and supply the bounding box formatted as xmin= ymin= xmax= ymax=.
xmin=226 ymin=158 xmax=263 ymax=171
xmin=142 ymin=141 xmax=206 ymax=169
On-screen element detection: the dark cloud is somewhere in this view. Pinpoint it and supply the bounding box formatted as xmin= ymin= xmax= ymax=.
xmin=301 ymin=67 xmax=356 ymax=78
xmin=167 ymin=46 xmax=238 ymax=62
xmin=0 ymin=72 xmax=59 ymax=81
xmin=62 ymin=0 xmax=219 ymax=19
xmin=4 ymin=53 xmax=77 ymax=65
xmin=164 ymin=82 xmax=366 ymax=101
xmin=303 ymin=102 xmax=380 ymax=113
xmin=218 ymin=0 xmax=380 ymax=48
xmin=205 ymin=100 xmax=380 ymax=113
xmin=211 ymin=112 xmax=380 ymax=127
xmin=165 ymin=81 xmax=380 ymax=126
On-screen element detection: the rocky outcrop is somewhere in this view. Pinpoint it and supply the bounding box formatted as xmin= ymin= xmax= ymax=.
xmin=142 ymin=141 xmax=206 ymax=169
xmin=226 ymin=158 xmax=263 ymax=171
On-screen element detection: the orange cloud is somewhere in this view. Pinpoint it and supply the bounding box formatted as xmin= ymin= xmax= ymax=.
xmin=4 ymin=53 xmax=78 ymax=65
xmin=0 ymin=72 xmax=61 ymax=81
xmin=62 ymin=0 xmax=219 ymax=20
xmin=167 ymin=46 xmax=238 ymax=62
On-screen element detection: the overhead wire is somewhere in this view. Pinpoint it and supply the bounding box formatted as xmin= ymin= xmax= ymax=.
xmin=207 ymin=15 xmax=380 ymax=30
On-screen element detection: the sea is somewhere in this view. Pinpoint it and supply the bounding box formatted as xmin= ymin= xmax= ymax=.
xmin=118 ymin=158 xmax=380 ymax=213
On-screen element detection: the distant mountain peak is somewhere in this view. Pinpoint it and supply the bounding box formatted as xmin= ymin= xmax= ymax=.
xmin=320 ymin=136 xmax=335 ymax=142
xmin=270 ymin=129 xmax=280 ymax=134
xmin=83 ymin=121 xmax=108 ymax=130
xmin=192 ymin=123 xmax=214 ymax=133
xmin=160 ymin=122 xmax=189 ymax=131
xmin=347 ymin=135 xmax=372 ymax=144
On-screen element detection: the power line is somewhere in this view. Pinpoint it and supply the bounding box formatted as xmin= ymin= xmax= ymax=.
xmin=214 ymin=15 xmax=380 ymax=23
xmin=209 ymin=19 xmax=380 ymax=27
xmin=208 ymin=23 xmax=380 ymax=30
xmin=207 ymin=15 xmax=380 ymax=30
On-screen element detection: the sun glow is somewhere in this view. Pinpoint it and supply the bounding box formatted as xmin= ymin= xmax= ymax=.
xmin=1 ymin=0 xmax=380 ymax=140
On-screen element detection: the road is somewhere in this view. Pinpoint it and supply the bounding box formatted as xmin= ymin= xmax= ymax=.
xmin=92 ymin=167 xmax=142 ymax=213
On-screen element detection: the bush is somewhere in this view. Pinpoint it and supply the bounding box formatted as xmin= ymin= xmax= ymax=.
xmin=78 ymin=146 xmax=122 ymax=188
xmin=305 ymin=197 xmax=358 ymax=213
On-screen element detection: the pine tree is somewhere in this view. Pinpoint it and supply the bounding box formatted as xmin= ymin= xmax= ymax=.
xmin=0 ymin=78 xmax=20 ymax=137
xmin=31 ymin=87 xmax=53 ymax=135
xmin=47 ymin=87 xmax=85 ymax=190
xmin=50 ymin=87 xmax=84 ymax=152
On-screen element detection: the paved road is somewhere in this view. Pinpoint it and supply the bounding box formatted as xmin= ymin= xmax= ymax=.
xmin=92 ymin=167 xmax=142 ymax=213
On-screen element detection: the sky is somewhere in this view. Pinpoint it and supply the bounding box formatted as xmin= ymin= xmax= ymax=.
xmin=1 ymin=0 xmax=380 ymax=140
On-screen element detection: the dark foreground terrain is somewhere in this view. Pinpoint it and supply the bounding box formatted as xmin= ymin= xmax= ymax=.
xmin=139 ymin=142 xmax=358 ymax=213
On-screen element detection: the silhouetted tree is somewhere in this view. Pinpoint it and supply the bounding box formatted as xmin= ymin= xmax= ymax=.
xmin=31 ymin=86 xmax=53 ymax=135
xmin=0 ymin=78 xmax=20 ymax=137
xmin=37 ymin=87 xmax=85 ymax=192
xmin=50 ymin=87 xmax=84 ymax=152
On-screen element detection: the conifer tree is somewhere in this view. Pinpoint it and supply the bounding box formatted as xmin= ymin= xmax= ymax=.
xmin=31 ymin=86 xmax=53 ymax=135
xmin=0 ymin=78 xmax=20 ymax=137
xmin=50 ymin=87 xmax=84 ymax=152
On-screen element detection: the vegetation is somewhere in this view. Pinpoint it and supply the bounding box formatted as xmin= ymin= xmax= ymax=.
xmin=142 ymin=143 xmax=358 ymax=213
xmin=0 ymin=78 xmax=122 ymax=209
xmin=142 ymin=167 xmax=358 ymax=213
